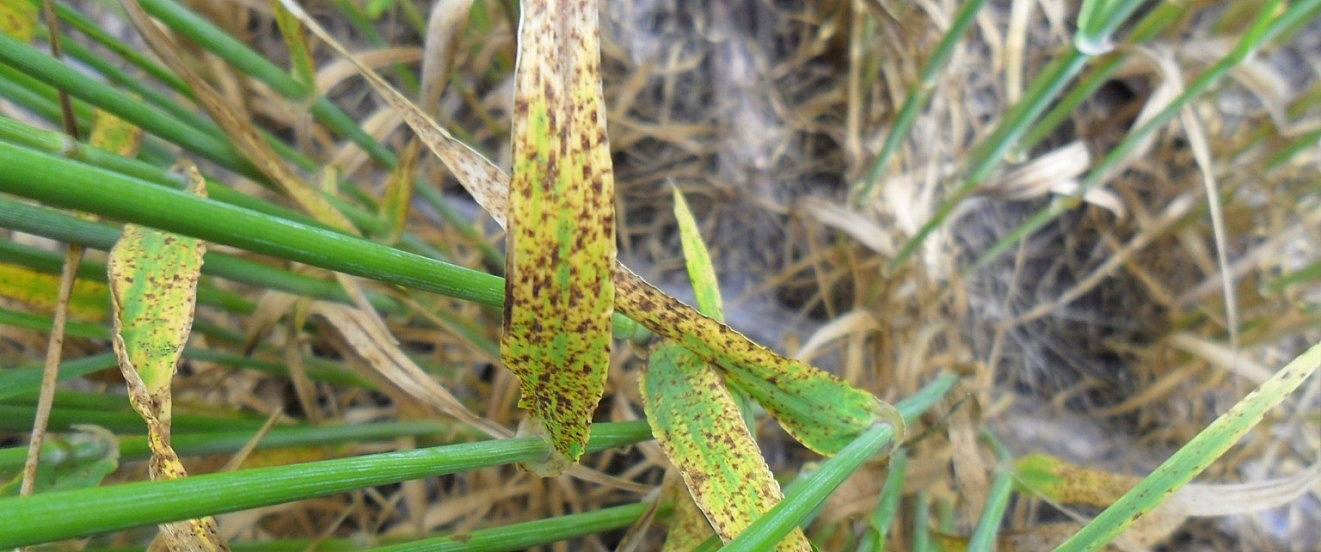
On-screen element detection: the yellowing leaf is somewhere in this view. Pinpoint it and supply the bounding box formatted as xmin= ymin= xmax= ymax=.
xmin=0 ymin=263 xmax=108 ymax=321
xmin=660 ymin=480 xmax=718 ymax=551
xmin=90 ymin=108 xmax=142 ymax=157
xmin=0 ymin=0 xmax=36 ymax=42
xmin=500 ymin=0 xmax=616 ymax=472
xmin=617 ymin=273 xmax=904 ymax=455
xmin=642 ymin=343 xmax=811 ymax=550
xmin=108 ymin=164 xmax=227 ymax=551
xmin=1015 ymin=453 xmax=1139 ymax=507
xmin=281 ymin=0 xmax=903 ymax=457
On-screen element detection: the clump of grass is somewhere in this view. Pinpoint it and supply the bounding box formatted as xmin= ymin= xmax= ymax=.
xmin=0 ymin=0 xmax=1318 ymax=550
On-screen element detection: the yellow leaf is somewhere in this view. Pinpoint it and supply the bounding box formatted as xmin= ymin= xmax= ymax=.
xmin=0 ymin=0 xmax=36 ymax=42
xmin=501 ymin=0 xmax=616 ymax=473
xmin=90 ymin=108 xmax=142 ymax=157
xmin=0 ymin=263 xmax=108 ymax=321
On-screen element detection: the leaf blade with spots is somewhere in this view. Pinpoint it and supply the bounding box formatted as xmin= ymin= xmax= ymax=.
xmin=280 ymin=0 xmax=902 ymax=457
xmin=642 ymin=343 xmax=811 ymax=550
xmin=108 ymin=164 xmax=227 ymax=551
xmin=501 ymin=0 xmax=616 ymax=472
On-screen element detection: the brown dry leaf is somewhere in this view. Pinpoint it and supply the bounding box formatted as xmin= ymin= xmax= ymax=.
xmin=419 ymin=0 xmax=474 ymax=115
xmin=307 ymin=301 xmax=509 ymax=439
xmin=108 ymin=165 xmax=227 ymax=551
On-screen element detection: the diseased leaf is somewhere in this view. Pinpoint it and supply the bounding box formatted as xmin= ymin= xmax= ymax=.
xmin=0 ymin=263 xmax=108 ymax=321
xmin=282 ymin=0 xmax=903 ymax=456
xmin=501 ymin=0 xmax=616 ymax=472
xmin=660 ymin=478 xmax=718 ymax=552
xmin=642 ymin=343 xmax=811 ymax=550
xmin=617 ymin=273 xmax=905 ymax=455
xmin=0 ymin=0 xmax=36 ymax=42
xmin=108 ymin=164 xmax=227 ymax=551
xmin=90 ymin=108 xmax=142 ymax=157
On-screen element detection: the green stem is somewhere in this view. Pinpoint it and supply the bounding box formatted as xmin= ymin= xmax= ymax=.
xmin=371 ymin=503 xmax=653 ymax=551
xmin=0 ymin=422 xmax=652 ymax=547
xmin=723 ymin=373 xmax=958 ymax=550
xmin=966 ymin=429 xmax=1014 ymax=551
xmin=853 ymin=0 xmax=989 ymax=204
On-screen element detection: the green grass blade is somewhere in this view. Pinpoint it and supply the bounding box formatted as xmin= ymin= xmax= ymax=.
xmin=1054 ymin=340 xmax=1321 ymax=551
xmin=0 ymin=421 xmax=651 ymax=547
xmin=723 ymin=373 xmax=958 ymax=550
xmin=370 ymin=502 xmax=650 ymax=551
xmin=852 ymin=0 xmax=988 ymax=204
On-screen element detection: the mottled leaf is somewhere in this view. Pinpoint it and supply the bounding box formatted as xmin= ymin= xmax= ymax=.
xmin=0 ymin=0 xmax=36 ymax=42
xmin=0 ymin=263 xmax=108 ymax=321
xmin=660 ymin=479 xmax=718 ymax=552
xmin=616 ymin=273 xmax=904 ymax=455
xmin=501 ymin=0 xmax=616 ymax=472
xmin=642 ymin=343 xmax=810 ymax=550
xmin=90 ymin=108 xmax=142 ymax=157
xmin=281 ymin=0 xmax=903 ymax=456
xmin=108 ymin=164 xmax=227 ymax=551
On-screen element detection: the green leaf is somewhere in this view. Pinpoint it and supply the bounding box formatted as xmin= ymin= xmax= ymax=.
xmin=672 ymin=188 xmax=723 ymax=321
xmin=502 ymin=0 xmax=616 ymax=473
xmin=0 ymin=426 xmax=118 ymax=496
xmin=642 ymin=343 xmax=811 ymax=550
